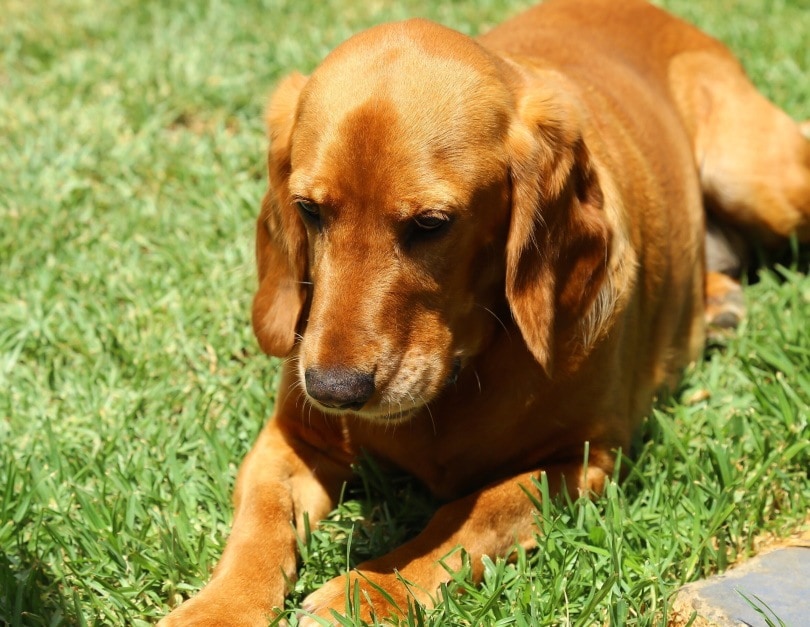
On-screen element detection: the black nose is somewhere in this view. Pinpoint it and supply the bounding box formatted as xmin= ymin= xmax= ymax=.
xmin=304 ymin=367 xmax=375 ymax=411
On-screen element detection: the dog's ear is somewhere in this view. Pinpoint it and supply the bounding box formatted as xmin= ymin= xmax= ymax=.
xmin=252 ymin=72 xmax=309 ymax=357
xmin=505 ymin=79 xmax=611 ymax=374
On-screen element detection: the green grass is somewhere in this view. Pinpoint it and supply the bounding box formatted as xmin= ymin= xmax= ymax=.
xmin=1 ymin=0 xmax=808 ymax=625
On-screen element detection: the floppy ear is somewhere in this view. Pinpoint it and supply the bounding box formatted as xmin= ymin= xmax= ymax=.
xmin=506 ymin=80 xmax=611 ymax=374
xmin=251 ymin=72 xmax=309 ymax=357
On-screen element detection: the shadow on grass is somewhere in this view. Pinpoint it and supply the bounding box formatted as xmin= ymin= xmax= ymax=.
xmin=744 ymin=237 xmax=810 ymax=284
xmin=0 ymin=543 xmax=71 ymax=627
xmin=285 ymin=455 xmax=438 ymax=610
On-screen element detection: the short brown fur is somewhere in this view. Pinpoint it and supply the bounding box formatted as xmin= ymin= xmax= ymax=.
xmin=161 ymin=0 xmax=810 ymax=624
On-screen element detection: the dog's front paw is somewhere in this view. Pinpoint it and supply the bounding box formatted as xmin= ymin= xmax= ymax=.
xmin=299 ymin=571 xmax=413 ymax=625
xmin=158 ymin=585 xmax=277 ymax=627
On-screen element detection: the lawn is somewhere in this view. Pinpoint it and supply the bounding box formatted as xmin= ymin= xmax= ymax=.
xmin=1 ymin=0 xmax=808 ymax=625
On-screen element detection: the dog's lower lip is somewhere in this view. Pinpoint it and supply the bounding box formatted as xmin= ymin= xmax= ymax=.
xmin=307 ymin=396 xmax=408 ymax=419
xmin=346 ymin=405 xmax=418 ymax=422
xmin=317 ymin=399 xmax=365 ymax=411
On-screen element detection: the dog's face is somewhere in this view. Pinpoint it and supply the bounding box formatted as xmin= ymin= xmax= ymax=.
xmin=253 ymin=20 xmax=612 ymax=421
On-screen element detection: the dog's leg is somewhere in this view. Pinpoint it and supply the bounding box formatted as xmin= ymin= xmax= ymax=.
xmin=704 ymin=216 xmax=748 ymax=334
xmin=160 ymin=418 xmax=347 ymax=627
xmin=688 ymin=56 xmax=810 ymax=245
xmin=298 ymin=459 xmax=611 ymax=625
xmin=674 ymin=53 xmax=809 ymax=335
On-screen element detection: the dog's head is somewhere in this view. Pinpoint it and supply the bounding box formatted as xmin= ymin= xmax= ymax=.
xmin=253 ymin=20 xmax=613 ymax=421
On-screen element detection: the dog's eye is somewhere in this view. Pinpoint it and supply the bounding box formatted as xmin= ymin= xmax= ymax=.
xmin=296 ymin=200 xmax=321 ymax=225
xmin=412 ymin=212 xmax=452 ymax=234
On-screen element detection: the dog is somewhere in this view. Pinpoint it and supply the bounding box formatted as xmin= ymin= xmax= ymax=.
xmin=160 ymin=0 xmax=810 ymax=623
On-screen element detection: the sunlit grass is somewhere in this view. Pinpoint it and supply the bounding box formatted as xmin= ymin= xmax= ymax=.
xmin=1 ymin=0 xmax=808 ymax=624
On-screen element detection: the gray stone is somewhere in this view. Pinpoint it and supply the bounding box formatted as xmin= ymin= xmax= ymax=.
xmin=670 ymin=546 xmax=810 ymax=626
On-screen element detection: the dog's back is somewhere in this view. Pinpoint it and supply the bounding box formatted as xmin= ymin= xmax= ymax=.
xmin=483 ymin=0 xmax=810 ymax=244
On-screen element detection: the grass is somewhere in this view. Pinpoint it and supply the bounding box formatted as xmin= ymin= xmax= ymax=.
xmin=1 ymin=0 xmax=808 ymax=624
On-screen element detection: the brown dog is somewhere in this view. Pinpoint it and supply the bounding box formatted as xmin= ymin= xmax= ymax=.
xmin=161 ymin=0 xmax=810 ymax=624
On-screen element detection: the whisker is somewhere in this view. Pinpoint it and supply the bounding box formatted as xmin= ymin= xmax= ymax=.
xmin=473 ymin=369 xmax=482 ymax=394
xmin=421 ymin=396 xmax=437 ymax=436
xmin=476 ymin=304 xmax=512 ymax=341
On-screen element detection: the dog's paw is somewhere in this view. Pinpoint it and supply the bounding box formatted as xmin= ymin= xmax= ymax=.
xmin=298 ymin=571 xmax=412 ymax=625
xmin=705 ymin=271 xmax=746 ymax=339
xmin=158 ymin=589 xmax=278 ymax=627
